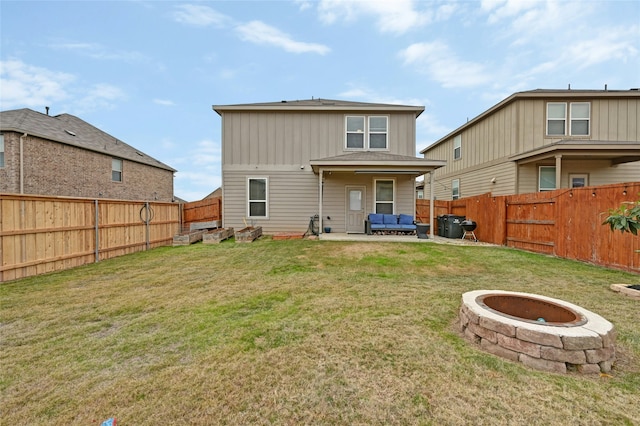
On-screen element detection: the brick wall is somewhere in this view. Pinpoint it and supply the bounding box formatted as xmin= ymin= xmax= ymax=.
xmin=0 ymin=132 xmax=174 ymax=202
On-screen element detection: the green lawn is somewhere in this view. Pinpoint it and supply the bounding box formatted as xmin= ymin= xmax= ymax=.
xmin=1 ymin=239 xmax=638 ymax=425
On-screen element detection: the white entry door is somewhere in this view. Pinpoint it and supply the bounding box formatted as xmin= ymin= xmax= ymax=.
xmin=346 ymin=186 xmax=365 ymax=233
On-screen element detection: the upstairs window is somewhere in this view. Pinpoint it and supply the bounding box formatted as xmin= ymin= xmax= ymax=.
xmin=345 ymin=116 xmax=388 ymax=150
xmin=346 ymin=116 xmax=365 ymax=149
xmin=248 ymin=177 xmax=268 ymax=218
xmin=112 ymin=158 xmax=123 ymax=182
xmin=547 ymin=103 xmax=566 ymax=136
xmin=452 ymin=179 xmax=460 ymax=200
xmin=570 ymin=102 xmax=590 ymax=136
xmin=0 ymin=134 xmax=4 ymax=167
xmin=547 ymin=102 xmax=590 ymax=136
xmin=368 ymin=116 xmax=388 ymax=149
xmin=453 ymin=134 xmax=461 ymax=160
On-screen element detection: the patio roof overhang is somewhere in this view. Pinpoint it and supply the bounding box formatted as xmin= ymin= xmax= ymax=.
xmin=310 ymin=152 xmax=446 ymax=176
xmin=311 ymin=152 xmax=446 ymax=238
xmin=509 ymin=140 xmax=640 ymax=165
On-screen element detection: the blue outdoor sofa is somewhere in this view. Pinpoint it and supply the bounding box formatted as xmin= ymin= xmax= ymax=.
xmin=365 ymin=213 xmax=417 ymax=235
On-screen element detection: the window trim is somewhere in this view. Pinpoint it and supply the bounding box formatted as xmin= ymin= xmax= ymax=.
xmin=247 ymin=176 xmax=268 ymax=218
xmin=570 ymin=102 xmax=590 ymax=136
xmin=344 ymin=115 xmax=389 ymax=151
xmin=111 ymin=158 xmax=123 ymax=182
xmin=546 ymin=102 xmax=566 ymax=136
xmin=569 ymin=173 xmax=589 ymax=188
xmin=374 ymin=178 xmax=395 ymax=214
xmin=538 ymin=166 xmax=556 ymax=191
xmin=546 ymin=102 xmax=591 ymax=136
xmin=453 ymin=134 xmax=461 ymax=160
xmin=452 ymin=179 xmax=460 ymax=200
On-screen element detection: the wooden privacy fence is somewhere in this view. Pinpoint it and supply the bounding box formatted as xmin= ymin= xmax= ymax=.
xmin=1 ymin=194 xmax=180 ymax=282
xmin=416 ymin=182 xmax=640 ymax=273
xmin=181 ymin=197 xmax=222 ymax=231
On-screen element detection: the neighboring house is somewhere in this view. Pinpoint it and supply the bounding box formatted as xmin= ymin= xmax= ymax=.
xmin=212 ymin=99 xmax=445 ymax=234
xmin=421 ymin=89 xmax=640 ymax=200
xmin=0 ymin=108 xmax=176 ymax=202
xmin=204 ymin=187 xmax=222 ymax=199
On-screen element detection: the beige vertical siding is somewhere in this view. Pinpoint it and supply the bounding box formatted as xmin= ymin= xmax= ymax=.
xmin=424 ymin=95 xmax=640 ymax=199
xmin=221 ymin=111 xmax=417 ymax=167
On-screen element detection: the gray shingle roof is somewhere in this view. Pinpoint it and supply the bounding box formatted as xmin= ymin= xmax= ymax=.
xmin=213 ymin=98 xmax=424 ymax=117
xmin=0 ymin=108 xmax=176 ymax=172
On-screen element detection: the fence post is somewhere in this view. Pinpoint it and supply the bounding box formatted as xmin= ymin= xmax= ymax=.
xmin=94 ymin=199 xmax=100 ymax=263
xmin=145 ymin=202 xmax=151 ymax=250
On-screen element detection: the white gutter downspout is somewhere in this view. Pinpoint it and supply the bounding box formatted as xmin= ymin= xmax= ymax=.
xmin=429 ymin=172 xmax=435 ymax=239
xmin=19 ymin=133 xmax=27 ymax=194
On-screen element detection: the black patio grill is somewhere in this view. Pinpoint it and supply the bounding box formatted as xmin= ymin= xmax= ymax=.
xmin=461 ymin=220 xmax=477 ymax=242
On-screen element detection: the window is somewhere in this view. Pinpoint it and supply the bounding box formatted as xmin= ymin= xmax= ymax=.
xmin=345 ymin=116 xmax=388 ymax=150
xmin=112 ymin=158 xmax=122 ymax=182
xmin=0 ymin=134 xmax=4 ymax=167
xmin=453 ymin=134 xmax=461 ymax=160
xmin=539 ymin=166 xmax=556 ymax=191
xmin=368 ymin=116 xmax=388 ymax=149
xmin=248 ymin=177 xmax=268 ymax=217
xmin=570 ymin=173 xmax=588 ymax=188
xmin=547 ymin=103 xmax=566 ymax=136
xmin=452 ymin=179 xmax=460 ymax=200
xmin=570 ymin=103 xmax=590 ymax=136
xmin=547 ymin=102 xmax=590 ymax=136
xmin=374 ymin=179 xmax=394 ymax=214
xmin=346 ymin=116 xmax=365 ymax=149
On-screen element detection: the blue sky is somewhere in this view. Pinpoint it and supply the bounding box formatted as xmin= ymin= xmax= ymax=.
xmin=1 ymin=0 xmax=639 ymax=201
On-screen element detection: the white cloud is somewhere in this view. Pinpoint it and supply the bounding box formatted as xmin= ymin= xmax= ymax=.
xmin=0 ymin=59 xmax=74 ymax=109
xmin=481 ymin=0 xmax=536 ymax=24
xmin=49 ymin=41 xmax=147 ymax=62
xmin=172 ymin=4 xmax=232 ymax=27
xmin=74 ymin=83 xmax=126 ymax=114
xmin=236 ymin=21 xmax=330 ymax=55
xmin=294 ymin=0 xmax=313 ymax=11
xmin=399 ymin=41 xmax=491 ymax=89
xmin=565 ymin=26 xmax=639 ymax=69
xmin=172 ymin=139 xmax=222 ymax=201
xmin=317 ymin=0 xmax=436 ymax=34
xmin=154 ymin=99 xmax=175 ymax=106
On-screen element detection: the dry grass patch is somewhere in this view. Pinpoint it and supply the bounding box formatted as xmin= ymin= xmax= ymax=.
xmin=1 ymin=239 xmax=638 ymax=425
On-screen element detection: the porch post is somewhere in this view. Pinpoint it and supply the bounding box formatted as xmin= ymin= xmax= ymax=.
xmin=318 ymin=168 xmax=324 ymax=235
xmin=429 ymin=172 xmax=435 ymax=239
xmin=555 ymin=155 xmax=562 ymax=189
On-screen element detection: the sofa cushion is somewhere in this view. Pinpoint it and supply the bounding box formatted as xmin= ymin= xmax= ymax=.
xmin=369 ymin=213 xmax=384 ymax=224
xmin=398 ymin=224 xmax=416 ymax=230
xmin=398 ymin=214 xmax=414 ymax=225
xmin=383 ymin=214 xmax=398 ymax=225
xmin=370 ymin=224 xmax=386 ymax=230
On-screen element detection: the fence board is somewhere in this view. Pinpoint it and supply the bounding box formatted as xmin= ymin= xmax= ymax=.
xmin=182 ymin=197 xmax=222 ymax=231
xmin=416 ymin=182 xmax=639 ymax=273
xmin=1 ymin=194 xmax=180 ymax=282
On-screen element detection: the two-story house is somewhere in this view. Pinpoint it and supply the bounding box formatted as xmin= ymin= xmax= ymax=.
xmin=421 ymin=89 xmax=640 ymax=200
xmin=212 ymin=99 xmax=445 ymax=234
xmin=0 ymin=108 xmax=176 ymax=202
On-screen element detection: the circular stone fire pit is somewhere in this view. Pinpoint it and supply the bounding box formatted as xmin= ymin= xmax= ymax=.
xmin=459 ymin=290 xmax=616 ymax=374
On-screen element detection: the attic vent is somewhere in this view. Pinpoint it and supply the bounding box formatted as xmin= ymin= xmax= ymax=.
xmin=65 ymin=130 xmax=76 ymax=136
xmin=136 ymin=151 xmax=143 ymax=156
